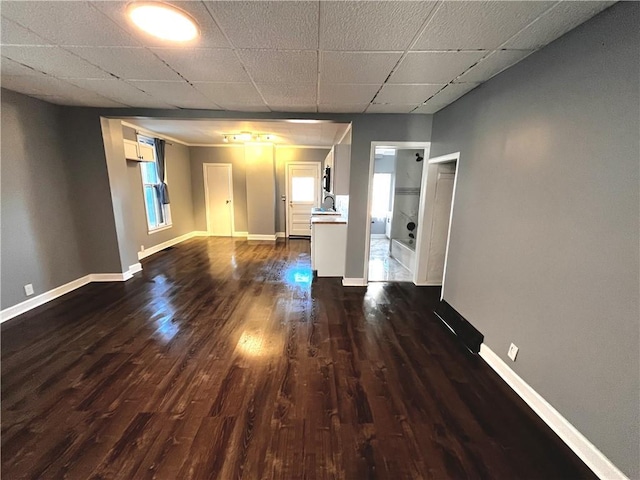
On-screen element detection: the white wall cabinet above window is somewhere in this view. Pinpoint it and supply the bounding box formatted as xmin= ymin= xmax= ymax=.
xmin=124 ymin=138 xmax=155 ymax=162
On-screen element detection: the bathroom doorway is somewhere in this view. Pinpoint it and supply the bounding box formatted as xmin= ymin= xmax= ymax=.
xmin=366 ymin=145 xmax=428 ymax=282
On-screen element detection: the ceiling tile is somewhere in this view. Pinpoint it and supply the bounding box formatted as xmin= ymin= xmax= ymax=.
xmin=367 ymin=104 xmax=417 ymax=114
xmin=269 ymin=105 xmax=317 ymax=113
xmin=413 ymin=82 xmax=480 ymax=114
xmin=319 ymin=104 xmax=369 ymax=114
xmin=375 ymin=84 xmax=444 ymax=104
xmin=321 ymin=52 xmax=402 ymax=84
xmin=128 ymin=80 xmax=220 ymax=109
xmin=193 ymin=83 xmax=264 ymax=105
xmin=1 ymin=56 xmax=47 ymax=76
xmin=1 ymin=17 xmax=51 ymax=45
xmin=32 ymin=94 xmax=127 ymax=108
xmin=1 ymin=74 xmax=115 ymax=100
xmin=66 ymin=47 xmax=182 ymax=81
xmin=389 ymin=51 xmax=485 ymax=84
xmin=1 ymin=1 xmax=141 ymax=47
xmin=238 ymin=50 xmax=317 ymax=84
xmin=2 ymin=46 xmax=112 ymax=79
xmin=457 ymin=50 xmax=533 ymax=83
xmin=320 ymin=1 xmax=437 ymax=51
xmin=218 ymin=104 xmax=271 ymax=113
xmin=319 ymin=83 xmax=379 ymax=105
xmin=92 ymin=1 xmax=230 ymax=48
xmin=503 ymin=1 xmax=615 ymax=49
xmin=151 ymin=48 xmax=250 ymax=83
xmin=413 ymin=1 xmax=555 ymax=50
xmin=65 ymin=78 xmax=175 ymax=108
xmin=257 ymin=84 xmax=316 ymax=106
xmin=206 ymin=1 xmax=318 ymax=50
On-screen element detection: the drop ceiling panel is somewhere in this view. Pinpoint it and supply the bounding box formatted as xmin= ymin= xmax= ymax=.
xmin=367 ymin=104 xmax=417 ymax=114
xmin=320 ymin=1 xmax=437 ymax=51
xmin=1 ymin=74 xmax=115 ymax=102
xmin=2 ymin=46 xmax=112 ymax=79
xmin=66 ymin=47 xmax=183 ymax=81
xmin=33 ymin=94 xmax=127 ymax=107
xmin=503 ymin=1 xmax=615 ymax=49
xmin=1 ymin=17 xmax=51 ymax=45
xmin=457 ymin=50 xmax=533 ymax=83
xmin=413 ymin=82 xmax=480 ymax=114
xmin=193 ymin=83 xmax=265 ymax=105
xmin=269 ymin=104 xmax=317 ymax=113
xmin=207 ymin=1 xmax=318 ymax=50
xmin=1 ymin=57 xmax=47 ymax=76
xmin=128 ymin=80 xmax=220 ymax=109
xmin=1 ymin=1 xmax=141 ymax=47
xmin=217 ymin=104 xmax=271 ymax=113
xmin=413 ymin=1 xmax=555 ymax=50
xmin=238 ymin=50 xmax=317 ymax=84
xmin=319 ymin=104 xmax=369 ymax=114
xmin=319 ymin=83 xmax=380 ymax=105
xmin=389 ymin=51 xmax=485 ymax=84
xmin=321 ymin=52 xmax=402 ymax=84
xmin=65 ymin=78 xmax=175 ymax=108
xmin=375 ymin=84 xmax=444 ymax=104
xmin=257 ymin=84 xmax=316 ymax=106
xmin=92 ymin=1 xmax=230 ymax=48
xmin=151 ymin=48 xmax=250 ymax=83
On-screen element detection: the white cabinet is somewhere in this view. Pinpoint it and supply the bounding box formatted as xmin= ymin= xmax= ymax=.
xmin=311 ymin=218 xmax=347 ymax=277
xmin=324 ymin=144 xmax=351 ymax=195
xmin=124 ymin=138 xmax=155 ymax=162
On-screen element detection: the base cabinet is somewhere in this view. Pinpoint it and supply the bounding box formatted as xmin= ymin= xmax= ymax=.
xmin=311 ymin=222 xmax=347 ymax=277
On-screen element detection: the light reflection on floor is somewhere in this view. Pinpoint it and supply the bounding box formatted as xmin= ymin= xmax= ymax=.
xmin=283 ymin=264 xmax=313 ymax=289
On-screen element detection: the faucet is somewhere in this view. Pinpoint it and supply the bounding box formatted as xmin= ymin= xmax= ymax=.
xmin=323 ymin=195 xmax=335 ymax=211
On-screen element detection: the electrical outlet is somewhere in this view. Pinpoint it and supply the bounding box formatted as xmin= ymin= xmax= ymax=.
xmin=508 ymin=343 xmax=519 ymax=362
xmin=140 ymin=245 xmax=145 ymax=252
xmin=24 ymin=284 xmax=34 ymax=296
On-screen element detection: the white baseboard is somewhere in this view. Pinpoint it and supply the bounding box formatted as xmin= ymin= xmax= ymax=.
xmin=276 ymin=232 xmax=286 ymax=239
xmin=233 ymin=231 xmax=248 ymax=237
xmin=247 ymin=234 xmax=277 ymax=241
xmin=138 ymin=231 xmax=199 ymax=260
xmin=414 ymin=282 xmax=442 ymax=287
xmin=193 ymin=231 xmax=209 ymax=237
xmin=479 ymin=344 xmax=628 ymax=480
xmin=342 ymin=277 xmax=367 ymax=287
xmin=0 ymin=275 xmax=92 ymax=323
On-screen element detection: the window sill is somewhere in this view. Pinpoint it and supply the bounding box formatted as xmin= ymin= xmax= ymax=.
xmin=148 ymin=224 xmax=173 ymax=235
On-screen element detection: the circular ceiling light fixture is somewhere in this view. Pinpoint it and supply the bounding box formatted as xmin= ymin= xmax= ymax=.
xmin=128 ymin=2 xmax=199 ymax=42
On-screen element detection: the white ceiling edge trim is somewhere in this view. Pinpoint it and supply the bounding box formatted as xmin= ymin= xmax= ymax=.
xmin=337 ymin=123 xmax=352 ymax=145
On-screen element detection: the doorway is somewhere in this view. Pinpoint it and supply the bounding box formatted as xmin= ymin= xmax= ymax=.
xmin=204 ymin=163 xmax=234 ymax=236
xmin=285 ymin=162 xmax=321 ymax=237
xmin=364 ymin=142 xmax=431 ymax=283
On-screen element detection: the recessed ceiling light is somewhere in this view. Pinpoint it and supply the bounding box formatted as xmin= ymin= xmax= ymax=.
xmin=128 ymin=3 xmax=199 ymax=42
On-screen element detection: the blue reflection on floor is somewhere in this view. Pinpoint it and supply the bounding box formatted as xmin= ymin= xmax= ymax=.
xmin=284 ymin=265 xmax=313 ymax=289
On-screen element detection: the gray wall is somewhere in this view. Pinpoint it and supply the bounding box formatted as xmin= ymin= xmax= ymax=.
xmin=245 ymin=144 xmax=276 ymax=236
xmin=190 ymin=146 xmax=248 ymax=232
xmin=127 ymin=141 xmax=195 ymax=251
xmin=1 ymin=90 xmax=87 ymax=308
xmin=429 ymin=3 xmax=639 ymax=477
xmin=275 ymin=147 xmax=329 ymax=232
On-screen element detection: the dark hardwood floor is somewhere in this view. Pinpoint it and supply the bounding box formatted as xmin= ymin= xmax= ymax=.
xmin=2 ymin=238 xmax=595 ymax=479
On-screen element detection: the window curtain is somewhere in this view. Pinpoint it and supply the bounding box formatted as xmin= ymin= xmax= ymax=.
xmin=153 ymin=138 xmax=169 ymax=223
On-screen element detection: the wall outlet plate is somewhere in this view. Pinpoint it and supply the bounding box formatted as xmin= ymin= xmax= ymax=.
xmin=24 ymin=284 xmax=34 ymax=296
xmin=508 ymin=343 xmax=519 ymax=361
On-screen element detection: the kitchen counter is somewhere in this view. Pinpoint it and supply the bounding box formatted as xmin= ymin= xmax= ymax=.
xmin=310 ymin=216 xmax=347 ymax=277
xmin=311 ymin=216 xmax=347 ymax=225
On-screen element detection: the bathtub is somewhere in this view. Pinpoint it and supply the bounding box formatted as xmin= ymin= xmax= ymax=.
xmin=390 ymin=238 xmax=416 ymax=272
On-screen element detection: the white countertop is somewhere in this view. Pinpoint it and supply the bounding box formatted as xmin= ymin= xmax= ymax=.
xmin=311 ymin=216 xmax=347 ymax=225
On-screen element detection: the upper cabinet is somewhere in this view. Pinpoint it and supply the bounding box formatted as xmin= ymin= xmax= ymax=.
xmin=332 ymin=144 xmax=351 ymax=195
xmin=124 ymin=138 xmax=155 ymax=162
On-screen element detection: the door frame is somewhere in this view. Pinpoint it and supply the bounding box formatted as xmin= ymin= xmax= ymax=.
xmin=363 ymin=141 xmax=431 ymax=284
xmin=413 ymin=152 xmax=460 ymax=293
xmin=284 ymin=161 xmax=322 ymax=238
xmin=203 ymin=163 xmax=235 ymax=237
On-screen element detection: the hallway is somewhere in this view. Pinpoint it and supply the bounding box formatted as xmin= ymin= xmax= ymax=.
xmin=1 ymin=238 xmax=594 ymax=479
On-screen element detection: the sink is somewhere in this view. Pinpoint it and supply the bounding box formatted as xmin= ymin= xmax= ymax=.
xmin=311 ymin=207 xmax=339 ymax=215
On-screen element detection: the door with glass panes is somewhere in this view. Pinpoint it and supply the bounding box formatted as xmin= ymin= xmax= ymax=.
xmin=286 ymin=163 xmax=321 ymax=237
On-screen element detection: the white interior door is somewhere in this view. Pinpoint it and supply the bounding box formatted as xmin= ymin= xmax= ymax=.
xmin=426 ymin=170 xmax=455 ymax=284
xmin=204 ymin=164 xmax=234 ymax=236
xmin=286 ymin=163 xmax=321 ymax=237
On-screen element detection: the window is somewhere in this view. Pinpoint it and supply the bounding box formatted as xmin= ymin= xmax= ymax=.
xmin=139 ymin=137 xmax=171 ymax=232
xmin=291 ymin=177 xmax=315 ymax=202
xmin=371 ymin=173 xmax=392 ymax=218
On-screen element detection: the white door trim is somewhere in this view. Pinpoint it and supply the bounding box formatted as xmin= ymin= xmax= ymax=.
xmin=203 ymin=163 xmax=235 ymax=237
xmin=284 ymin=161 xmax=322 ymax=238
xmin=363 ymin=141 xmax=431 ymax=285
